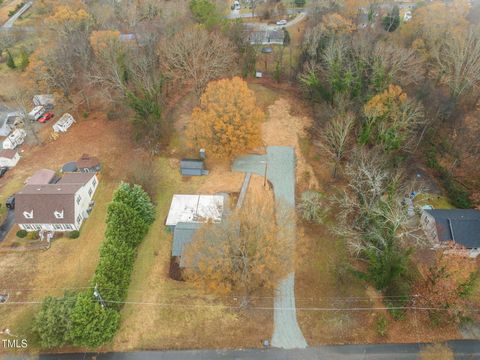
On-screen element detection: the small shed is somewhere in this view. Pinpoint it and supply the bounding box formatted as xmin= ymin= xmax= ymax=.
xmin=61 ymin=161 xmax=78 ymax=173
xmin=53 ymin=113 xmax=75 ymax=133
xmin=76 ymin=154 xmax=101 ymax=172
xmin=0 ymin=149 xmax=20 ymax=168
xmin=180 ymin=159 xmax=208 ymax=176
xmin=172 ymin=222 xmax=202 ymax=266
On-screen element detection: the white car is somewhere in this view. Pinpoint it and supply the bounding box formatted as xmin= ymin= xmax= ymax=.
xmin=404 ymin=11 xmax=412 ymax=22
xmin=28 ymin=106 xmax=45 ymax=121
xmin=276 ymin=19 xmax=287 ymax=26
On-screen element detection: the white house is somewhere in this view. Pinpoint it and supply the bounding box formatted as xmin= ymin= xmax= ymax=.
xmin=15 ymin=172 xmax=99 ymax=232
xmin=0 ymin=110 xmax=21 ymax=137
xmin=421 ymin=209 xmax=480 ymax=258
xmin=0 ymin=149 xmax=20 ymax=168
xmin=166 ymin=194 xmax=225 ymax=228
xmin=52 ymin=113 xmax=75 ymax=133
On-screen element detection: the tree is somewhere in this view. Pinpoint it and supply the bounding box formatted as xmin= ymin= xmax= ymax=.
xmin=164 ymin=26 xmax=236 ymax=96
xmin=435 ymin=30 xmax=480 ymax=102
xmin=419 ymin=343 xmax=454 ymax=360
xmin=6 ymin=49 xmax=15 ymax=69
xmin=298 ymin=190 xmax=326 ymax=223
xmin=68 ymin=292 xmax=120 ymax=347
xmin=112 ymin=182 xmax=156 ymax=225
xmin=34 ymin=293 xmax=77 ymax=348
xmin=382 ymin=5 xmax=400 ymax=32
xmin=361 ymin=85 xmax=424 ymax=152
xmin=318 ymin=112 xmax=355 ymax=178
xmin=189 ymin=0 xmax=223 ymax=30
xmin=186 ymin=77 xmax=264 ymax=160
xmin=183 ymin=190 xmax=293 ymax=305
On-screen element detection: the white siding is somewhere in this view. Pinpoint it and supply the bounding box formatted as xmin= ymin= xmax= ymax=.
xmin=0 ymin=153 xmax=20 ymax=167
xmin=73 ymin=174 xmax=98 ymax=230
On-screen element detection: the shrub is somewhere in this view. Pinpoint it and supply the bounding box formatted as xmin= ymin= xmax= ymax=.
xmin=16 ymin=229 xmax=27 ymax=238
xmin=34 ymin=293 xmax=77 ymax=348
xmin=6 ymin=50 xmax=15 ymax=69
xmin=376 ymin=314 xmax=388 ymax=337
xmin=27 ymin=231 xmax=39 ymax=240
xmin=298 ymin=190 xmax=325 ymax=223
xmin=68 ymin=230 xmax=80 ymax=239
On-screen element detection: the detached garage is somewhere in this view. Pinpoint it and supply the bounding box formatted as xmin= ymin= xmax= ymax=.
xmin=0 ymin=149 xmax=20 ymax=168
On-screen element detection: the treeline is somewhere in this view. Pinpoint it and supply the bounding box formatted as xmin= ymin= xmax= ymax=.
xmin=34 ymin=183 xmax=155 ymax=348
xmin=298 ymin=1 xmax=480 ymax=323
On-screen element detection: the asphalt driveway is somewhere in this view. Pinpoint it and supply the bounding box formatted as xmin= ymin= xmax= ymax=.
xmin=0 ymin=209 xmax=15 ymax=242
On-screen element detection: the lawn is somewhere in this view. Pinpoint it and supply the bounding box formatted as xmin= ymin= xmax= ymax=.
xmin=414 ymin=193 xmax=455 ymax=209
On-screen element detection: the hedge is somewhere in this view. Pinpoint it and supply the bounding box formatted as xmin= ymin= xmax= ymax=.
xmin=34 ymin=182 xmax=155 ymax=348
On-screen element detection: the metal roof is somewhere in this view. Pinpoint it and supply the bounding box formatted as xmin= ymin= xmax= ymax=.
xmin=165 ymin=194 xmax=224 ymax=226
xmin=172 ymin=222 xmax=202 ymax=257
xmin=180 ymin=159 xmax=204 ymax=170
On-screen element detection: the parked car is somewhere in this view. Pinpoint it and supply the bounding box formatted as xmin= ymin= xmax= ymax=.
xmin=276 ymin=19 xmax=287 ymax=26
xmin=6 ymin=195 xmax=15 ymax=209
xmin=0 ymin=167 xmax=8 ymax=178
xmin=261 ymin=47 xmax=273 ymax=54
xmin=38 ymin=112 xmax=54 ymax=123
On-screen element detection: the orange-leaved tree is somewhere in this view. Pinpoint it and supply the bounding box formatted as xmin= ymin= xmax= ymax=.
xmin=187 ymin=77 xmax=264 ymax=160
xmin=182 ymin=189 xmax=293 ymax=305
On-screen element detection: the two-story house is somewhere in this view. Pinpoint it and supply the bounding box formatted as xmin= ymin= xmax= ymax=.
xmin=15 ymin=172 xmax=99 ymax=232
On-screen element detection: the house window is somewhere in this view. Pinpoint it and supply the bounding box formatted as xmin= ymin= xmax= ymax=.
xmin=23 ymin=210 xmax=33 ymax=219
xmin=64 ymin=224 xmax=73 ymax=230
xmin=54 ymin=210 xmax=64 ymax=219
xmin=77 ymin=215 xmax=82 ymax=224
xmin=54 ymin=224 xmax=63 ymax=230
xmin=24 ymin=224 xmax=32 ymax=230
xmin=76 ymin=195 xmax=81 ymax=205
xmin=88 ymin=188 xmax=93 ymax=197
xmin=34 ymin=225 xmax=42 ymax=230
xmin=92 ymin=178 xmax=97 ymax=187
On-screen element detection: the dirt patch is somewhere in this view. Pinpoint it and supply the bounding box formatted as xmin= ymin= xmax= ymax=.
xmin=261 ymin=98 xmax=319 ymax=191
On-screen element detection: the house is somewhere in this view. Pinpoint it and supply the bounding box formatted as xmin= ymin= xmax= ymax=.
xmin=247 ymin=30 xmax=285 ymax=45
xmin=26 ymin=169 xmax=56 ymax=185
xmin=76 ymin=154 xmax=101 ymax=172
xmin=52 ymin=113 xmax=75 ymax=133
xmin=0 ymin=149 xmax=20 ymax=168
xmin=3 ymin=129 xmax=26 ymax=150
xmin=0 ymin=110 xmax=21 ymax=137
xmin=165 ymin=194 xmax=225 ymax=228
xmin=180 ymin=159 xmax=208 ymax=176
xmin=421 ymin=209 xmax=480 ymax=258
xmin=15 ymin=172 xmax=99 ymax=232
xmin=167 ymin=194 xmax=225 ymax=273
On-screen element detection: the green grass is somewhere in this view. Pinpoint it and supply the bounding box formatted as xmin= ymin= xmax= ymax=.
xmin=248 ymin=83 xmax=279 ymax=109
xmin=414 ymin=193 xmax=455 ymax=209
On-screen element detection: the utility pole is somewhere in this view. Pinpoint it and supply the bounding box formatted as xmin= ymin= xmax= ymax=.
xmin=93 ymin=284 xmax=107 ymax=308
xmin=261 ymin=160 xmax=268 ymax=187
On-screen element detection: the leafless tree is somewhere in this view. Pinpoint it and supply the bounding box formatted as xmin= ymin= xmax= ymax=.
xmin=316 ymin=112 xmax=355 ymax=178
xmin=435 ymin=29 xmax=480 ymax=102
xmin=8 ymin=89 xmax=40 ymax=145
xmin=164 ymin=26 xmax=236 ymax=96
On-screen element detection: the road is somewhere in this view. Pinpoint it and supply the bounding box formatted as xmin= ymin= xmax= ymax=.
xmin=233 ymin=147 xmax=307 ymax=349
xmin=3 ymin=341 xmax=480 ymax=360
xmin=0 ymin=209 xmax=15 ymax=242
xmin=2 ymin=1 xmax=33 ymax=28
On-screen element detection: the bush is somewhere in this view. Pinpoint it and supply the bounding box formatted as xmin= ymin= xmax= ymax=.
xmin=6 ymin=49 xmax=15 ymax=69
xmin=376 ymin=314 xmax=388 ymax=337
xmin=68 ymin=230 xmax=80 ymax=239
xmin=16 ymin=229 xmax=27 ymax=238
xmin=298 ymin=190 xmax=325 ymax=223
xmin=27 ymin=231 xmax=39 ymax=240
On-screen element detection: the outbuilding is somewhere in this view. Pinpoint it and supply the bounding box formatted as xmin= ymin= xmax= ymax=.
xmin=76 ymin=154 xmax=101 ymax=172
xmin=52 ymin=113 xmax=75 ymax=133
xmin=2 ymin=129 xmax=26 ymax=149
xmin=180 ymin=159 xmax=208 ymax=176
xmin=0 ymin=149 xmax=20 ymax=168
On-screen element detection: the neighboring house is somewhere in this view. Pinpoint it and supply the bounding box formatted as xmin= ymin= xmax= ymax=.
xmin=0 ymin=149 xmax=20 ymax=168
xmin=167 ymin=194 xmax=225 ymax=274
xmin=180 ymin=159 xmax=208 ymax=176
xmin=26 ymin=168 xmax=56 ymax=185
xmin=76 ymin=154 xmax=101 ymax=172
xmin=421 ymin=209 xmax=480 ymax=258
xmin=15 ymin=172 xmax=99 ymax=232
xmin=0 ymin=111 xmax=21 ymax=137
xmin=3 ymin=129 xmax=26 ymax=150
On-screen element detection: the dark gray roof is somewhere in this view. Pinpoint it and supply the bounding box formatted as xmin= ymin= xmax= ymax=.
xmin=426 ymin=209 xmax=480 ymax=249
xmin=180 ymin=159 xmax=204 ymax=170
xmin=62 ymin=161 xmax=78 ymax=173
xmin=172 ymin=222 xmax=202 ymax=263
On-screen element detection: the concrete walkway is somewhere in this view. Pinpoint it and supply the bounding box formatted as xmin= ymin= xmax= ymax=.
xmin=232 ymin=146 xmax=307 ymax=349
xmin=2 ymin=2 xmax=33 ymax=28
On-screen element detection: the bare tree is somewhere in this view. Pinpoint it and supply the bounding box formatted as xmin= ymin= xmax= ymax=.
xmin=8 ymin=89 xmax=40 ymax=145
xmin=316 ymin=112 xmax=355 ymax=178
xmin=164 ymin=26 xmax=236 ymax=96
xmin=435 ymin=29 xmax=480 ymax=102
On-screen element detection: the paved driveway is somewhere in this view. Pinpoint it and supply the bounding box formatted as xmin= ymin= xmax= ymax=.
xmin=233 ymin=146 xmax=307 ymax=349
xmin=0 ymin=209 xmax=15 ymax=242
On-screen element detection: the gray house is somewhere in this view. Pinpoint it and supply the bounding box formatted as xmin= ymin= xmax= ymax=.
xmin=421 ymin=209 xmax=480 ymax=258
xmin=180 ymin=159 xmax=208 ymax=176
